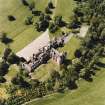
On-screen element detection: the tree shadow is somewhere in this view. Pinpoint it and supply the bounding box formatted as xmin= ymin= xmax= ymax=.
xmin=92 ymin=66 xmax=100 ymax=71
xmin=0 ymin=63 xmax=9 ymax=76
xmin=32 ymin=10 xmax=42 ymax=16
xmin=2 ymin=37 xmax=13 ymax=44
xmin=83 ymin=76 xmax=93 ymax=82
xmin=8 ymin=15 xmax=16 ymax=21
xmin=96 ymin=62 xmax=105 ymax=68
xmin=68 ymin=81 xmax=78 ymax=90
xmin=81 ymin=70 xmax=95 ymax=82
xmin=63 ymin=59 xmax=72 ymax=66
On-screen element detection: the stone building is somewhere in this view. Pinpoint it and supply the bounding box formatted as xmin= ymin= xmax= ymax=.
xmin=50 ymin=48 xmax=66 ymax=65
xmin=17 ymin=30 xmax=67 ymax=72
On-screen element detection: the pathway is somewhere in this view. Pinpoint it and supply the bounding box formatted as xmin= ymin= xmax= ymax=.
xmin=77 ymin=25 xmax=89 ymax=38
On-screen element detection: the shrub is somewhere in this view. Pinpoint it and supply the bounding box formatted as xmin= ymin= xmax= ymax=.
xmin=0 ymin=32 xmax=13 ymax=44
xmin=49 ymin=23 xmax=58 ymax=33
xmin=2 ymin=48 xmax=12 ymax=61
xmin=0 ymin=62 xmax=9 ymax=76
xmin=32 ymin=10 xmax=41 ymax=16
xmin=24 ymin=16 xmax=33 ymax=25
xmin=48 ymin=1 xmax=54 ymax=9
xmin=0 ymin=76 xmax=6 ymax=83
xmin=29 ymin=2 xmax=35 ymax=10
xmin=45 ymin=7 xmax=52 ymax=14
xmin=7 ymin=53 xmax=20 ymax=64
xmin=21 ymin=0 xmax=29 ymax=6
xmin=8 ymin=15 xmax=16 ymax=21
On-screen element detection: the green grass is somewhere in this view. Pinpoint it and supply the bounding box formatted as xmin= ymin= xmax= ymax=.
xmin=0 ymin=0 xmax=49 ymax=55
xmin=60 ymin=36 xmax=81 ymax=59
xmin=31 ymin=60 xmax=59 ymax=81
xmin=27 ymin=57 xmax=105 ymax=105
xmin=4 ymin=65 xmax=19 ymax=82
xmin=0 ymin=0 xmax=75 ymax=55
xmin=55 ymin=0 xmax=76 ymax=21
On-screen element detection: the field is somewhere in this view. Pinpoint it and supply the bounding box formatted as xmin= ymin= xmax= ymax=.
xmin=54 ymin=0 xmax=76 ymax=21
xmin=0 ymin=0 xmax=42 ymax=54
xmin=0 ymin=0 xmax=75 ymax=55
xmin=27 ymin=57 xmax=105 ymax=105
xmin=60 ymin=36 xmax=81 ymax=59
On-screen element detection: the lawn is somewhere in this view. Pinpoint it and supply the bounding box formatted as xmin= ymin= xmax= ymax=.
xmin=60 ymin=36 xmax=81 ymax=59
xmin=0 ymin=0 xmax=75 ymax=55
xmin=27 ymin=57 xmax=105 ymax=105
xmin=31 ymin=60 xmax=59 ymax=81
xmin=4 ymin=65 xmax=20 ymax=82
xmin=54 ymin=0 xmax=76 ymax=21
xmin=0 ymin=0 xmax=49 ymax=55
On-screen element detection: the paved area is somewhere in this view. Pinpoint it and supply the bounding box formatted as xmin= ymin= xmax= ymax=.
xmin=64 ymin=33 xmax=73 ymax=44
xmin=77 ymin=25 xmax=89 ymax=37
xmin=16 ymin=29 xmax=50 ymax=61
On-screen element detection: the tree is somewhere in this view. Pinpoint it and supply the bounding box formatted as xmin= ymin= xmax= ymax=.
xmin=21 ymin=0 xmax=29 ymax=6
xmin=46 ymin=70 xmax=61 ymax=91
xmin=97 ymin=22 xmax=105 ymax=35
xmin=0 ymin=62 xmax=9 ymax=76
xmin=2 ymin=48 xmax=11 ymax=62
xmin=0 ymin=32 xmax=13 ymax=44
xmin=49 ymin=22 xmax=58 ymax=33
xmin=62 ymin=65 xmax=78 ymax=89
xmin=48 ymin=1 xmax=54 ymax=9
xmin=39 ymin=13 xmax=45 ymax=21
xmin=32 ymin=10 xmax=41 ymax=16
xmin=8 ymin=15 xmax=16 ymax=21
xmin=50 ymin=70 xmax=60 ymax=81
xmin=74 ymin=49 xmax=82 ymax=58
xmin=45 ymin=7 xmax=52 ymax=14
xmin=25 ymin=16 xmax=33 ymax=25
xmin=45 ymin=15 xmax=51 ymax=21
xmin=74 ymin=7 xmax=84 ymax=17
xmin=11 ymin=75 xmax=29 ymax=88
xmin=35 ymin=20 xmax=49 ymax=32
xmin=79 ymin=67 xmax=93 ymax=82
xmin=54 ymin=16 xmax=65 ymax=27
xmin=0 ymin=76 xmax=6 ymax=83
xmin=100 ymin=28 xmax=105 ymax=43
xmin=7 ymin=53 xmax=20 ymax=64
xmin=46 ymin=79 xmax=54 ymax=91
xmin=0 ymin=32 xmax=7 ymax=43
xmin=29 ymin=2 xmax=35 ymax=10
xmin=70 ymin=15 xmax=81 ymax=29
xmin=37 ymin=82 xmax=47 ymax=97
xmin=30 ymin=79 xmax=40 ymax=88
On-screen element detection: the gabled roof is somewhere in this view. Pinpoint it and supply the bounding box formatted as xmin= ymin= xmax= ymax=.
xmin=16 ymin=29 xmax=50 ymax=61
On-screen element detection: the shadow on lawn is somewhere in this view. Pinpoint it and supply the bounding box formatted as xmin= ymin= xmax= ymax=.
xmin=2 ymin=37 xmax=13 ymax=44
xmin=82 ymin=61 xmax=105 ymax=83
xmin=96 ymin=62 xmax=105 ymax=68
xmin=64 ymin=59 xmax=72 ymax=66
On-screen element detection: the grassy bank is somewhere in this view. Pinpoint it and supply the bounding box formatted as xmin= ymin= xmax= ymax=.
xmin=27 ymin=58 xmax=105 ymax=105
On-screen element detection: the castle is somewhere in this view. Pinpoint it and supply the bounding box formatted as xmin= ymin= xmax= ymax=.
xmin=17 ymin=30 xmax=67 ymax=72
